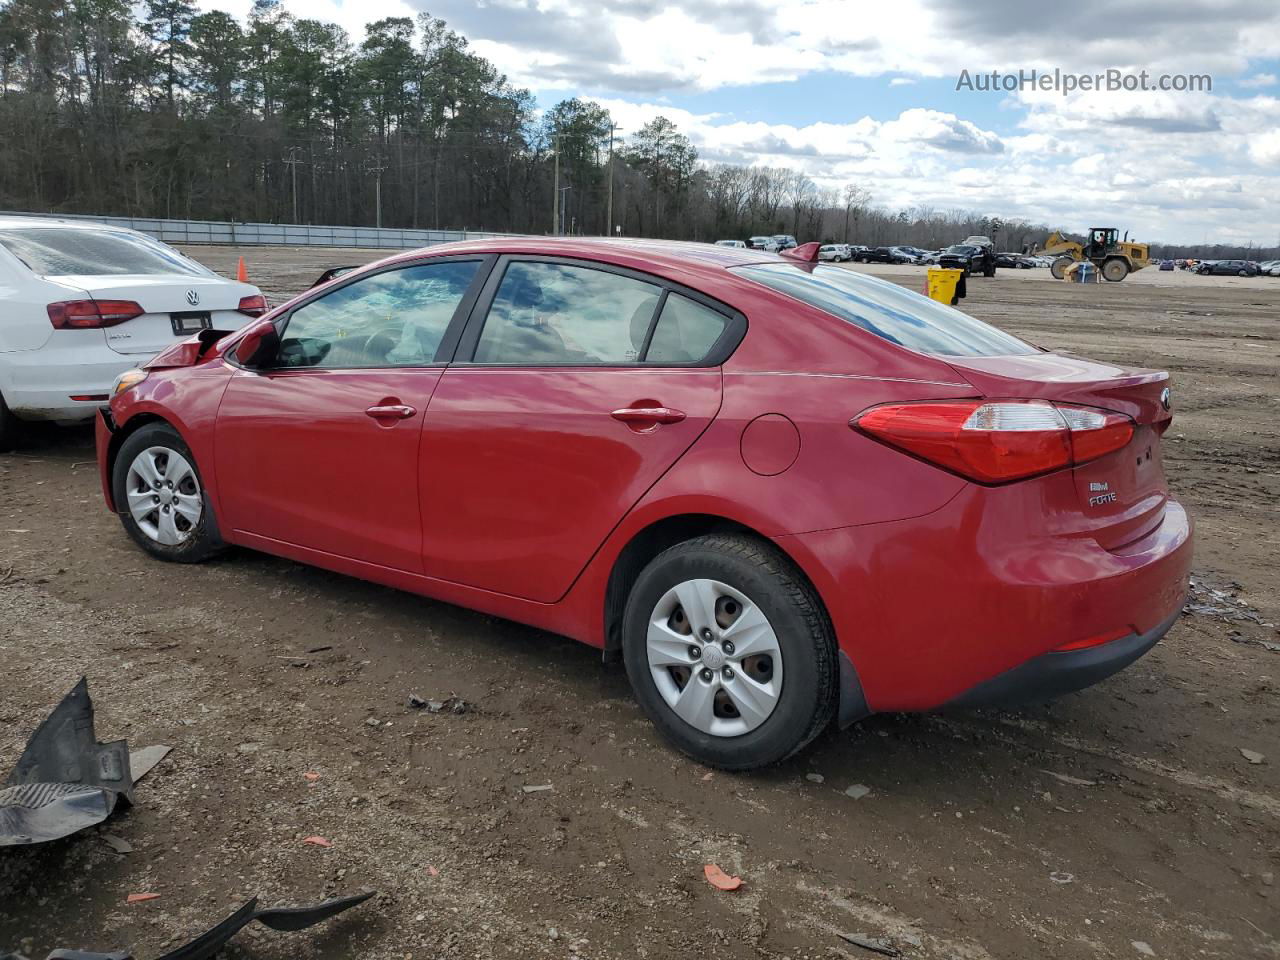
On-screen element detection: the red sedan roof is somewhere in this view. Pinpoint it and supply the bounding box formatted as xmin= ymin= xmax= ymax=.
xmin=394 ymin=235 xmax=779 ymax=281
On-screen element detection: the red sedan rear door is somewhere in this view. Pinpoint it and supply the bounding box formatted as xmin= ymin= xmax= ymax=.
xmin=214 ymin=257 xmax=490 ymax=572
xmin=419 ymin=256 xmax=741 ymax=602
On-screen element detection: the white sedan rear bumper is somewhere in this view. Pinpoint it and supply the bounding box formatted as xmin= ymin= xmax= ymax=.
xmin=1 ymin=331 xmax=138 ymax=422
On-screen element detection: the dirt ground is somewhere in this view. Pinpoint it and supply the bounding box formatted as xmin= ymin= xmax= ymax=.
xmin=1 ymin=246 xmax=1277 ymax=960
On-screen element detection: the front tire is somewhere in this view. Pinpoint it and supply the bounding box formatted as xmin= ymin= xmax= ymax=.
xmin=1102 ymin=258 xmax=1129 ymax=282
xmin=1050 ymin=257 xmax=1073 ymax=280
xmin=112 ymin=422 xmax=224 ymax=563
xmin=621 ymin=534 xmax=838 ymax=770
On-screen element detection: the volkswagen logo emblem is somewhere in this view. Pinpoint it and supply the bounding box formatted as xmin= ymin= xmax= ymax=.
xmin=1160 ymin=387 xmax=1171 ymax=411
xmin=185 ymin=289 xmax=200 ymax=306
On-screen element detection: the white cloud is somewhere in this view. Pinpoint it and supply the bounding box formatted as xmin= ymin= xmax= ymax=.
xmin=191 ymin=0 xmax=1280 ymax=243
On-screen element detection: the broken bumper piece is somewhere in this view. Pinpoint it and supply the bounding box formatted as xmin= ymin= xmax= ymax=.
xmin=1 ymin=891 xmax=376 ymax=960
xmin=1 ymin=678 xmax=134 ymax=847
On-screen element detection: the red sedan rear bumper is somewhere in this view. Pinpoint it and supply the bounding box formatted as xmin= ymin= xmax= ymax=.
xmin=778 ymin=489 xmax=1192 ymax=714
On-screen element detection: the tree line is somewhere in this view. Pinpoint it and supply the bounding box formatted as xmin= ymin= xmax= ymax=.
xmin=1 ymin=0 xmax=1274 ymax=259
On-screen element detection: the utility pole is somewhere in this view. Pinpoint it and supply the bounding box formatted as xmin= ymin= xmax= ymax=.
xmin=282 ymin=147 xmax=305 ymax=224
xmin=605 ymin=123 xmax=618 ymax=238
xmin=552 ymin=133 xmax=561 ymax=235
xmin=558 ymin=186 xmax=571 ymax=235
xmin=366 ymin=155 xmax=387 ymax=229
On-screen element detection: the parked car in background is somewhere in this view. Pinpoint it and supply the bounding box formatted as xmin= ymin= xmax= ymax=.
xmin=939 ymin=243 xmax=997 ymax=277
xmin=1258 ymin=260 xmax=1280 ymax=276
xmin=1158 ymin=259 xmax=1175 ymax=271
xmin=771 ymin=234 xmax=798 ymax=250
xmin=748 ymin=236 xmax=780 ymax=252
xmin=1195 ymin=259 xmax=1257 ymax=277
xmin=96 ymin=237 xmax=1191 ymax=769
xmin=857 ymin=246 xmax=914 ymax=264
xmin=888 ymin=246 xmax=926 ymax=264
xmin=994 ymin=252 xmax=1035 ymax=269
xmin=0 ymin=216 xmax=264 ymax=450
xmin=715 ymin=240 xmax=747 ymax=248
xmin=818 ymin=244 xmax=852 ymax=262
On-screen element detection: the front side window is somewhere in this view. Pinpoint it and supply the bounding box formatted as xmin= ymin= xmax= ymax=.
xmin=733 ymin=262 xmax=1037 ymax=358
xmin=473 ymin=261 xmax=662 ymax=364
xmin=0 ymin=227 xmax=211 ymax=278
xmin=277 ymin=260 xmax=480 ymax=369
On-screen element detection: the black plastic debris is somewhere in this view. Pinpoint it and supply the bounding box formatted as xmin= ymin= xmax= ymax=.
xmin=406 ymin=694 xmax=470 ymax=714
xmin=1 ymin=890 xmax=375 ymax=960
xmin=0 ymin=679 xmax=134 ymax=847
xmin=836 ymin=933 xmax=903 ymax=957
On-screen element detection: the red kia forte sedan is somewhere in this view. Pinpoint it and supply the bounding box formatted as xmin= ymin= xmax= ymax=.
xmin=95 ymin=238 xmax=1191 ymax=769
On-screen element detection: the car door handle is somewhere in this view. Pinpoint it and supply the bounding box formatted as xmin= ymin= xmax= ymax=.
xmin=365 ymin=403 xmax=416 ymax=420
xmin=611 ymin=405 xmax=686 ymax=425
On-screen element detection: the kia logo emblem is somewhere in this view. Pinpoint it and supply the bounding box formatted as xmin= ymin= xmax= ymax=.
xmin=186 ymin=289 xmax=200 ymax=306
xmin=1160 ymin=387 xmax=1171 ymax=411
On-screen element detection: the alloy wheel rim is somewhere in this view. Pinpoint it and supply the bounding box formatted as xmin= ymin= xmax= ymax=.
xmin=646 ymin=578 xmax=783 ymax=738
xmin=125 ymin=446 xmax=202 ymax=545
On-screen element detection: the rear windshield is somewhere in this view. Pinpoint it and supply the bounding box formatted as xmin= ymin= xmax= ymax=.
xmin=731 ymin=262 xmax=1037 ymax=357
xmin=0 ymin=227 xmax=212 ymax=278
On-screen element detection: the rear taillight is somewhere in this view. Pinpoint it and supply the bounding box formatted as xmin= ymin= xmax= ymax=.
xmin=47 ymin=299 xmax=145 ymax=329
xmin=237 ymin=294 xmax=268 ymax=317
xmin=853 ymin=400 xmax=1134 ymax=484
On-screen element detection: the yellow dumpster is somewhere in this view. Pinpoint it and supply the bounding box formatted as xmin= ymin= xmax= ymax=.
xmin=925 ymin=266 xmax=965 ymax=306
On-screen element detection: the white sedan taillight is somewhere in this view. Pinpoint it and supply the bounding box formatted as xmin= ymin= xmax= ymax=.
xmin=47 ymin=299 xmax=145 ymax=330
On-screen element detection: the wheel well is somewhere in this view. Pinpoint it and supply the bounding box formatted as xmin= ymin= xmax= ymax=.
xmin=106 ymin=413 xmax=172 ymax=487
xmin=602 ymin=514 xmax=817 ymax=661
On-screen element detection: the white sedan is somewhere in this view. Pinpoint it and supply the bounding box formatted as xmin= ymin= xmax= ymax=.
xmin=0 ymin=217 xmax=264 ymax=448
xmin=818 ymin=244 xmax=852 ymax=262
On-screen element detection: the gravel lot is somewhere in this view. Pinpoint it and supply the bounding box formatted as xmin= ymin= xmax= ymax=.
xmin=1 ymin=246 xmax=1277 ymax=960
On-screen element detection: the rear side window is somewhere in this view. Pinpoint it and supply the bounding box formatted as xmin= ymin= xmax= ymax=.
xmin=0 ymin=227 xmax=210 ymax=278
xmin=646 ymin=293 xmax=728 ymax=364
xmin=732 ymin=262 xmax=1037 ymax=357
xmin=474 ymin=261 xmax=662 ymax=364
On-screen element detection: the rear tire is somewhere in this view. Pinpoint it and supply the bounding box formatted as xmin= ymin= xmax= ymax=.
xmin=112 ymin=422 xmax=224 ymax=563
xmin=1237 ymin=268 xmax=1248 ymax=277
xmin=621 ymin=534 xmax=838 ymax=770
xmin=0 ymin=393 xmax=19 ymax=453
xmin=1102 ymin=258 xmax=1129 ymax=282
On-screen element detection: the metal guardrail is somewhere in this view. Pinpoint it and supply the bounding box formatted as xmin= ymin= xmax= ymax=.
xmin=0 ymin=211 xmax=514 ymax=248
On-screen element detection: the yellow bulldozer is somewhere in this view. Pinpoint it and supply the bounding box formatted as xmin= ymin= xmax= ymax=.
xmin=1036 ymin=227 xmax=1151 ymax=282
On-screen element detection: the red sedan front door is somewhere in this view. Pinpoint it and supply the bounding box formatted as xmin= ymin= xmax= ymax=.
xmin=215 ymin=258 xmax=487 ymax=572
xmin=419 ymin=257 xmax=737 ymax=602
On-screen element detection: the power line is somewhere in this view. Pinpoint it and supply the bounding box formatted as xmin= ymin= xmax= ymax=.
xmin=281 ymin=146 xmax=306 ymax=223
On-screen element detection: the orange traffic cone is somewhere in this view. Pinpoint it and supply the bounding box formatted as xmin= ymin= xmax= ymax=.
xmin=236 ymin=256 xmax=249 ymax=283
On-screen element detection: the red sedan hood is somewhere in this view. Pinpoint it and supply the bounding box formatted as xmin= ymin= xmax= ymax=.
xmin=943 ymin=352 xmax=1171 ymax=427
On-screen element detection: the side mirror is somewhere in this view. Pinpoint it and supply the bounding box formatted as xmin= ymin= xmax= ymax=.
xmin=234 ymin=320 xmax=280 ymax=368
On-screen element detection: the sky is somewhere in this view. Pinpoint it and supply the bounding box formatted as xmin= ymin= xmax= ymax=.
xmin=198 ymin=0 xmax=1280 ymax=246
